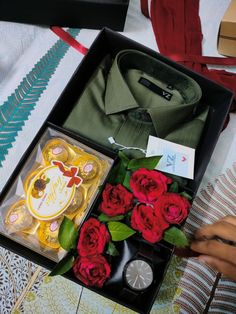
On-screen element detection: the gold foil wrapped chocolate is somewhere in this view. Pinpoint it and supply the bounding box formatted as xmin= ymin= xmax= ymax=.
xmin=78 ymin=158 xmax=100 ymax=181
xmin=5 ymin=200 xmax=34 ymax=234
xmin=64 ymin=187 xmax=84 ymax=219
xmin=38 ymin=218 xmax=62 ymax=249
xmin=42 ymin=138 xmax=76 ymax=165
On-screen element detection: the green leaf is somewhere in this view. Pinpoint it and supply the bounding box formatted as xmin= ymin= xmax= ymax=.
xmin=169 ymin=182 xmax=179 ymax=193
xmin=108 ymin=221 xmax=136 ymax=241
xmin=58 ymin=217 xmax=78 ymax=251
xmin=164 ymin=226 xmax=189 ymax=248
xmin=127 ymin=156 xmax=162 ymax=171
xmin=115 ymin=161 xmax=127 ymax=184
xmin=180 ymin=191 xmax=193 ymax=201
xmin=108 ymin=160 xmax=127 ymax=185
xmin=106 ymin=241 xmax=119 ymax=256
xmin=118 ymin=151 xmax=130 ymax=167
xmin=49 ymin=253 xmax=75 ymax=276
xmin=98 ymin=213 xmax=125 ymax=222
xmin=123 ymin=171 xmax=131 ymax=191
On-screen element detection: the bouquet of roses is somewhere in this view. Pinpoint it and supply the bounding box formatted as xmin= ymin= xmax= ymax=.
xmin=50 ymin=152 xmax=192 ymax=288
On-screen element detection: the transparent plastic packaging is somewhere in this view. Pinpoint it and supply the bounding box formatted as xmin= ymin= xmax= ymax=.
xmin=0 ymin=128 xmax=113 ymax=261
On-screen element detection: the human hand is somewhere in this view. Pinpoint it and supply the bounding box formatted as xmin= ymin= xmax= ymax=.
xmin=191 ymin=215 xmax=236 ymax=281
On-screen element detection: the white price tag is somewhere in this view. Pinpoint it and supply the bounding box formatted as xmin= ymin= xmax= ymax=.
xmin=146 ymin=136 xmax=195 ymax=179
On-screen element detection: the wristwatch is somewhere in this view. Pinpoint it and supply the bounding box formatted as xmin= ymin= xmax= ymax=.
xmin=123 ymin=258 xmax=153 ymax=291
xmin=120 ymin=242 xmax=157 ymax=300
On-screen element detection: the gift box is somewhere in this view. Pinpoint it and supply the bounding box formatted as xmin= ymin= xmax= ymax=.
xmin=0 ymin=29 xmax=233 ymax=314
xmin=218 ymin=0 xmax=236 ymax=57
xmin=50 ymin=28 xmax=234 ymax=196
xmin=0 ymin=0 xmax=129 ymax=31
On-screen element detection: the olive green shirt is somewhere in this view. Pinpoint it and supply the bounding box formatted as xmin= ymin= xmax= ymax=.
xmin=64 ymin=50 xmax=208 ymax=157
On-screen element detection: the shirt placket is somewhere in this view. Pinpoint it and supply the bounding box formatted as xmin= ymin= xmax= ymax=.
xmin=113 ymin=114 xmax=155 ymax=156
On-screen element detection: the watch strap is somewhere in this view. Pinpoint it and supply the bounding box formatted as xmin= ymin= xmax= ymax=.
xmin=137 ymin=242 xmax=154 ymax=261
xmin=119 ymin=286 xmax=140 ymax=301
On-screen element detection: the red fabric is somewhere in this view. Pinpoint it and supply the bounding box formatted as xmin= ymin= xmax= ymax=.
xmin=140 ymin=0 xmax=236 ymax=112
xmin=51 ymin=26 xmax=88 ymax=55
xmin=167 ymin=54 xmax=236 ymax=66
xmin=140 ymin=0 xmax=149 ymax=18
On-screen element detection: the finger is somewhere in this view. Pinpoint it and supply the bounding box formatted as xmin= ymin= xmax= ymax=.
xmin=222 ymin=215 xmax=236 ymax=227
xmin=198 ymin=255 xmax=236 ymax=281
xmin=194 ymin=221 xmax=236 ymax=242
xmin=191 ymin=240 xmax=236 ymax=265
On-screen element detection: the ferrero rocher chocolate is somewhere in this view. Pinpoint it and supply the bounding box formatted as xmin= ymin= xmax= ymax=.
xmin=78 ymin=159 xmax=100 ymax=181
xmin=42 ymin=138 xmax=76 ymax=165
xmin=65 ymin=188 xmax=84 ymax=217
xmin=1 ymin=128 xmax=112 ymax=262
xmin=38 ymin=219 xmax=62 ymax=249
xmin=5 ymin=200 xmax=34 ymax=233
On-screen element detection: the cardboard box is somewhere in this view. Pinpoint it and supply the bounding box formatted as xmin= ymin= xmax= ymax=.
xmin=218 ymin=0 xmax=236 ymax=57
xmin=0 ymin=29 xmax=234 ymax=314
xmin=0 ymin=0 xmax=129 ymax=31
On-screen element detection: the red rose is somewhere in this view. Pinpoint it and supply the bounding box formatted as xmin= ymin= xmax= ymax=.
xmin=100 ymin=183 xmax=134 ymax=216
xmin=73 ymin=254 xmax=111 ymax=288
xmin=131 ymin=204 xmax=169 ymax=243
xmin=130 ymin=169 xmax=172 ymax=203
xmin=156 ymin=193 xmax=190 ymax=224
xmin=78 ymin=218 xmax=110 ymax=257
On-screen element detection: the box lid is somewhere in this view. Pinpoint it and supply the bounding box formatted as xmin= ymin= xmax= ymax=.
xmin=220 ymin=0 xmax=236 ymax=39
xmin=0 ymin=0 xmax=129 ymax=31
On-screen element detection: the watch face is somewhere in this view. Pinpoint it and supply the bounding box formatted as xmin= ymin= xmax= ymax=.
xmin=124 ymin=259 xmax=153 ymax=291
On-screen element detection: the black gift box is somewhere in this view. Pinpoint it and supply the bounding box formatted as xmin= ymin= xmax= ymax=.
xmin=50 ymin=28 xmax=234 ymax=196
xmin=0 ymin=29 xmax=234 ymax=314
xmin=0 ymin=0 xmax=129 ymax=31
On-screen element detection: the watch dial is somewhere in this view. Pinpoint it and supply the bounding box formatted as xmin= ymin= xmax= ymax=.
xmin=124 ymin=259 xmax=153 ymax=291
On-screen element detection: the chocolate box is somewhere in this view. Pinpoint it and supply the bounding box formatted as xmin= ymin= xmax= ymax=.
xmin=0 ymin=127 xmax=114 ymax=262
xmin=0 ymin=0 xmax=129 ymax=31
xmin=0 ymin=29 xmax=234 ymax=314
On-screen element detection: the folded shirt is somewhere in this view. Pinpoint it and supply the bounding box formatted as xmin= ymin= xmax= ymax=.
xmin=64 ymin=49 xmax=208 ymax=157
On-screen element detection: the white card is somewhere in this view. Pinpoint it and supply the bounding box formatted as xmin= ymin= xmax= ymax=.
xmin=146 ymin=136 xmax=195 ymax=179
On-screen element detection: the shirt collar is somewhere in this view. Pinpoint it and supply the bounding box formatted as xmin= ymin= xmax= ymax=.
xmin=105 ymin=52 xmax=139 ymax=115
xmin=104 ymin=50 xmax=202 ymax=126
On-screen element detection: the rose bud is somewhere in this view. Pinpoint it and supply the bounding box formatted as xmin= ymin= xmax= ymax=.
xmin=77 ymin=218 xmax=110 ymax=257
xmin=156 ymin=193 xmax=190 ymax=224
xmin=130 ymin=169 xmax=172 ymax=203
xmin=131 ymin=204 xmax=169 ymax=243
xmin=73 ymin=254 xmax=111 ymax=288
xmin=100 ymin=183 xmax=134 ymax=216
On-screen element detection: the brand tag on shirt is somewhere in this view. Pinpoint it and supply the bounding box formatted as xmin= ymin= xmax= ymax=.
xmin=146 ymin=136 xmax=195 ymax=179
xmin=139 ymin=77 xmax=173 ymax=101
